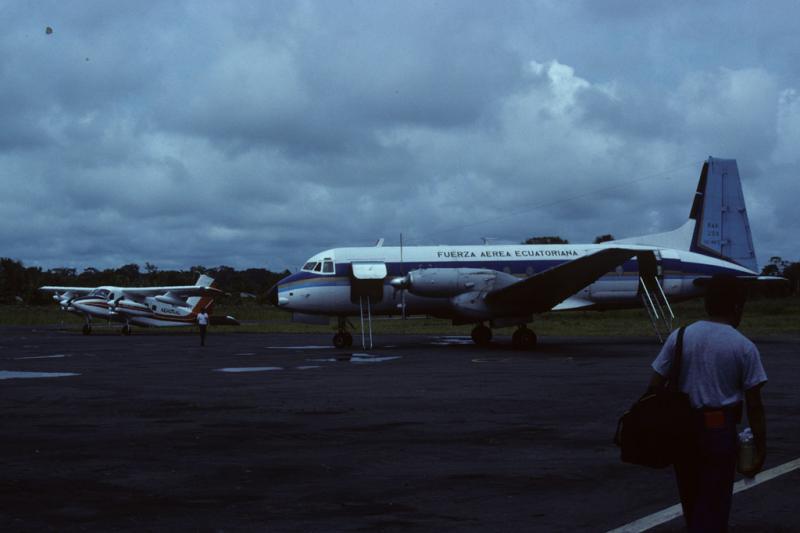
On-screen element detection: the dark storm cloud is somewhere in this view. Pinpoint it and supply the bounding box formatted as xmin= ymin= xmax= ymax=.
xmin=1 ymin=0 xmax=799 ymax=273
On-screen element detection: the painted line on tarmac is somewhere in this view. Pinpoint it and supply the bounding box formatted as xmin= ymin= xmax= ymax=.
xmin=266 ymin=345 xmax=333 ymax=350
xmin=607 ymin=457 xmax=800 ymax=532
xmin=0 ymin=370 xmax=80 ymax=380
xmin=14 ymin=354 xmax=70 ymax=360
xmin=216 ymin=367 xmax=283 ymax=373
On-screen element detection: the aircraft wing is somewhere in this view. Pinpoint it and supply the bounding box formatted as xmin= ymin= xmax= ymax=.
xmin=120 ymin=285 xmax=224 ymax=298
xmin=39 ymin=286 xmax=94 ymax=295
xmin=485 ymin=247 xmax=638 ymax=313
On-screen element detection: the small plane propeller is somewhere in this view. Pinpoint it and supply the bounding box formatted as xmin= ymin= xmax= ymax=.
xmin=57 ymin=293 xmax=75 ymax=310
xmin=109 ymin=295 xmax=124 ymax=316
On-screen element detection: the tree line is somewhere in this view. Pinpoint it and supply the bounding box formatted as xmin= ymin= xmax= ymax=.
xmin=0 ymin=258 xmax=289 ymax=305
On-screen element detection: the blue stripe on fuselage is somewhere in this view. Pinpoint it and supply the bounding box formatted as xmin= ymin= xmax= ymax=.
xmin=277 ymin=257 xmax=749 ymax=293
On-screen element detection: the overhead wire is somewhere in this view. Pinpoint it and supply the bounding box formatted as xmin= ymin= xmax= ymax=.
xmin=404 ymin=161 xmax=700 ymax=245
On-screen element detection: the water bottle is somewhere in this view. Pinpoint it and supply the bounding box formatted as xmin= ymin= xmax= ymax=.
xmin=737 ymin=427 xmax=756 ymax=474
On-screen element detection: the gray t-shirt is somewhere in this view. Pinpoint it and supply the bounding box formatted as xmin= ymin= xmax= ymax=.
xmin=651 ymin=320 xmax=767 ymax=409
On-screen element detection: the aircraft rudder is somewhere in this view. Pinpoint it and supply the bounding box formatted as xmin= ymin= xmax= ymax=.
xmin=689 ymin=157 xmax=757 ymax=272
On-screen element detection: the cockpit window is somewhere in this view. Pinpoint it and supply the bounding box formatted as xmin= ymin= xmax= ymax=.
xmin=89 ymin=288 xmax=110 ymax=299
xmin=301 ymin=258 xmax=335 ymax=274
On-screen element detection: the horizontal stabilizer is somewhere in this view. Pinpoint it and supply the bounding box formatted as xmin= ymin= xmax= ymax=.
xmin=210 ymin=315 xmax=239 ymax=326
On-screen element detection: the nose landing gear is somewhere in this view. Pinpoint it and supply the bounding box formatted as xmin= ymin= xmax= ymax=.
xmin=332 ymin=317 xmax=354 ymax=349
xmin=470 ymin=324 xmax=492 ymax=346
xmin=511 ymin=326 xmax=537 ymax=350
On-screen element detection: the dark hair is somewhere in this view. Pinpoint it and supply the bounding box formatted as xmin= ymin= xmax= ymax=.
xmin=704 ymin=274 xmax=747 ymax=317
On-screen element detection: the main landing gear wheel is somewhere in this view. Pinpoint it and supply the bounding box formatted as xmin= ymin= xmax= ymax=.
xmin=512 ymin=327 xmax=537 ymax=350
xmin=82 ymin=324 xmax=92 ymax=336
xmin=471 ymin=324 xmax=492 ymax=346
xmin=333 ymin=331 xmax=353 ymax=349
xmin=121 ymin=324 xmax=132 ymax=336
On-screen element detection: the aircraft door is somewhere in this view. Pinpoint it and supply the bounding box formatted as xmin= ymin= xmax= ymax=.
xmin=637 ymin=251 xmax=660 ymax=295
xmin=350 ymin=261 xmax=386 ymax=304
xmin=657 ymin=249 xmax=683 ymax=296
xmin=638 ymin=250 xmax=685 ymax=297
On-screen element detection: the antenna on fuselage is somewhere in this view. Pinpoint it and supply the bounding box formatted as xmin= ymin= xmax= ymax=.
xmin=400 ymin=233 xmax=406 ymax=319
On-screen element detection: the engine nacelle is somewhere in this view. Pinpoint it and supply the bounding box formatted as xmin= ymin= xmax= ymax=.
xmin=394 ymin=268 xmax=504 ymax=298
xmin=56 ymin=291 xmax=75 ymax=309
xmin=115 ymin=299 xmax=149 ymax=312
xmin=155 ymin=291 xmax=189 ymax=308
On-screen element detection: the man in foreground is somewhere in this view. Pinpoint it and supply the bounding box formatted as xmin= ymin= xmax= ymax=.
xmin=648 ymin=274 xmax=767 ymax=532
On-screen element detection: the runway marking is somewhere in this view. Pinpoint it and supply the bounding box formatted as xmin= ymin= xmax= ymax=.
xmin=431 ymin=336 xmax=473 ymax=346
xmin=296 ymin=365 xmax=321 ymax=370
xmin=472 ymin=357 xmax=511 ymax=364
xmin=266 ymin=345 xmax=333 ymax=350
xmin=607 ymin=456 xmax=800 ymax=532
xmin=216 ymin=367 xmax=283 ymax=373
xmin=14 ymin=354 xmax=70 ymax=360
xmin=350 ymin=353 xmax=401 ymax=364
xmin=233 ymin=352 xmax=256 ymax=356
xmin=0 ymin=370 xmax=80 ymax=380
xmin=307 ymin=354 xmax=403 ymax=364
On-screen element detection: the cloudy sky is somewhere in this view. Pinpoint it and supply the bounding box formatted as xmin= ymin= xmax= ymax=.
xmin=2 ymin=1 xmax=798 ymax=272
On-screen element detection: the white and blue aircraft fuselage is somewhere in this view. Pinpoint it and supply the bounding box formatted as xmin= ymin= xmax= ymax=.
xmin=273 ymin=158 xmax=763 ymax=348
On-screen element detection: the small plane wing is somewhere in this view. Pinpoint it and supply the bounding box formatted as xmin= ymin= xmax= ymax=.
xmin=120 ymin=285 xmax=224 ymax=298
xmin=39 ymin=286 xmax=94 ymax=295
xmin=486 ymin=247 xmax=638 ymax=313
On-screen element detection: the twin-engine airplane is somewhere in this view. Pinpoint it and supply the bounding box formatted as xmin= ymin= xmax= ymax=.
xmin=40 ymin=275 xmax=238 ymax=335
xmin=271 ymin=157 xmax=770 ymax=349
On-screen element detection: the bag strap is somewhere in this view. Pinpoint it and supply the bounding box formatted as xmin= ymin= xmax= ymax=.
xmin=667 ymin=326 xmax=686 ymax=392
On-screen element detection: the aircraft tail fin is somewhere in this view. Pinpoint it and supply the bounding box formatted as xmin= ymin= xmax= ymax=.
xmin=188 ymin=274 xmax=217 ymax=313
xmin=194 ymin=274 xmax=215 ymax=287
xmin=688 ymin=157 xmax=757 ymax=272
xmin=612 ymin=157 xmax=757 ymax=272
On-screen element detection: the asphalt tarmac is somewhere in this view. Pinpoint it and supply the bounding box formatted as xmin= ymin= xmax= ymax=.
xmin=1 ymin=326 xmax=798 ymax=532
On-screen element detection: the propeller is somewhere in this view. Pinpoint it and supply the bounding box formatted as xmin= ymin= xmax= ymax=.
xmin=56 ymin=291 xmax=75 ymax=310
xmin=109 ymin=295 xmax=123 ymax=316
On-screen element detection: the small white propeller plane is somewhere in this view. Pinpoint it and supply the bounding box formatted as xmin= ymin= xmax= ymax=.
xmin=270 ymin=157 xmax=775 ymax=349
xmin=41 ymin=274 xmax=238 ymax=335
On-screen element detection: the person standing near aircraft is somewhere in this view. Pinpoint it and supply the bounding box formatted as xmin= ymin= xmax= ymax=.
xmin=648 ymin=274 xmax=767 ymax=532
xmin=197 ymin=308 xmax=209 ymax=346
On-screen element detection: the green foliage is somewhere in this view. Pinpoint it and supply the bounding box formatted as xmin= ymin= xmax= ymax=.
xmin=758 ymin=256 xmax=800 ymax=296
xmin=2 ymin=296 xmax=798 ymax=337
xmin=523 ymin=236 xmax=569 ymax=244
xmin=593 ymin=234 xmax=615 ymax=243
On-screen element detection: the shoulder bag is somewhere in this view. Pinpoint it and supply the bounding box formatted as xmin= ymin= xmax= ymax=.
xmin=614 ymin=327 xmax=696 ymax=468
